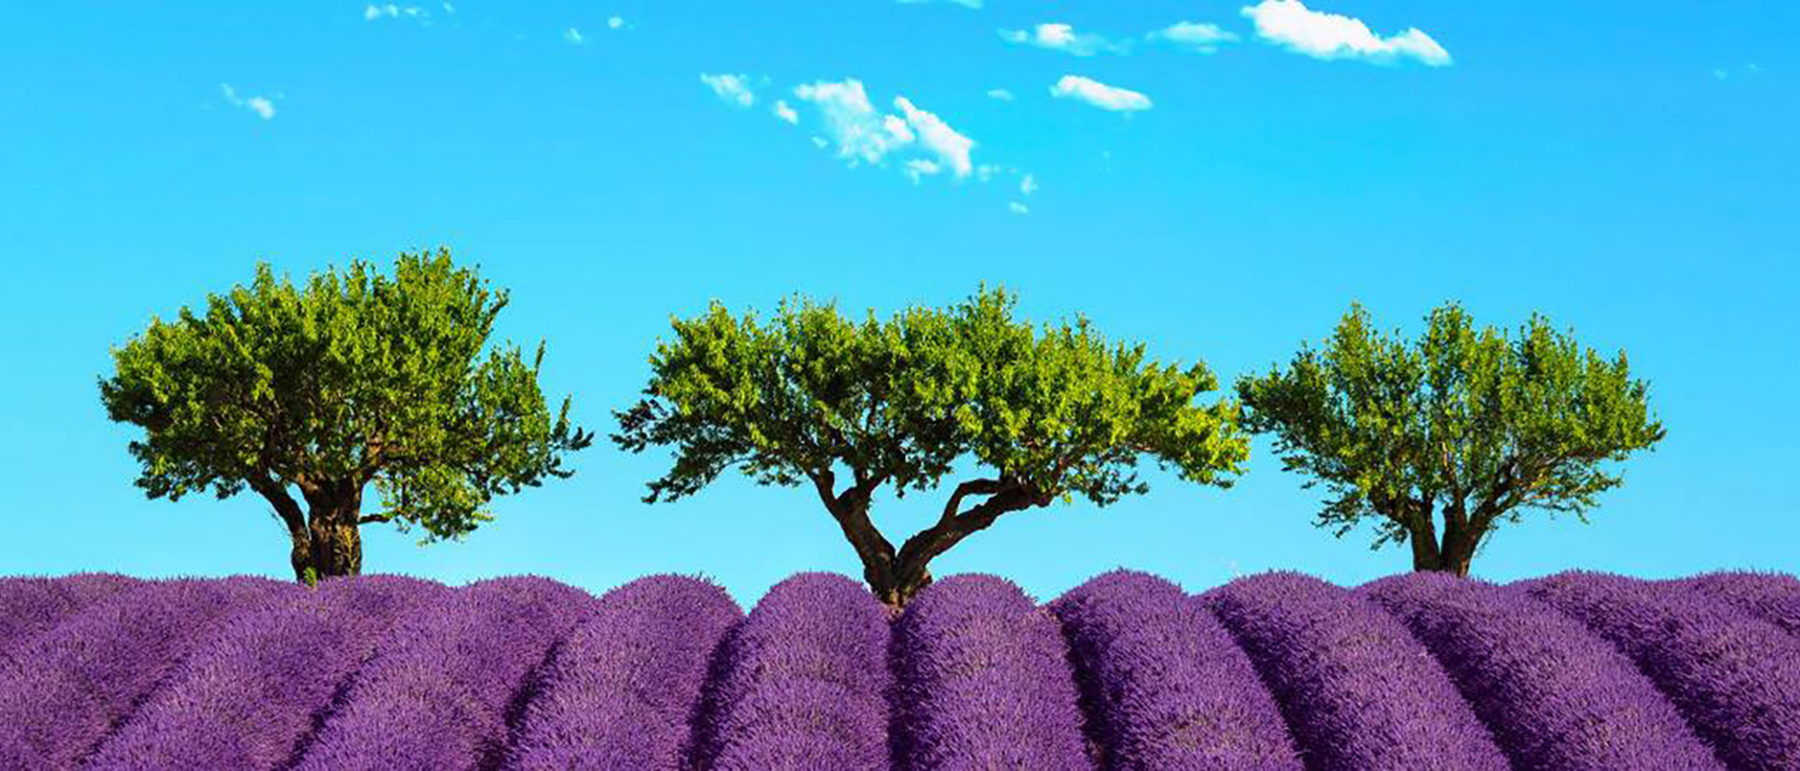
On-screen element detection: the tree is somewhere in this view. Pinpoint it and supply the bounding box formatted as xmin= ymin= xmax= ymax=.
xmin=614 ymin=287 xmax=1249 ymax=608
xmin=1236 ymin=302 xmax=1665 ymax=576
xmin=99 ymin=250 xmax=593 ymax=583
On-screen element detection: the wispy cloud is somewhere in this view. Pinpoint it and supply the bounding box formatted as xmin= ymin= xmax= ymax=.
xmin=608 ymin=16 xmax=626 ymax=30
xmin=1148 ymin=21 xmax=1240 ymax=53
xmin=564 ymin=28 xmax=585 ymax=45
xmin=363 ymin=4 xmax=426 ymax=21
xmin=904 ymin=159 xmax=942 ymax=183
xmin=791 ymin=79 xmax=915 ymax=168
xmin=894 ymin=96 xmax=974 ymax=178
xmin=772 ymin=99 xmax=799 ymax=124
xmin=1008 ymin=201 xmax=1030 ymax=215
xmin=219 ymin=84 xmax=275 ymax=120
xmin=985 ymin=88 xmax=1015 ymax=102
xmin=700 ymin=73 xmax=756 ymax=108
xmin=896 ymin=0 xmax=982 ymax=8
xmin=1019 ymin=174 xmax=1038 ymax=195
xmin=1241 ymin=0 xmax=1451 ymax=67
xmin=1000 ymin=23 xmax=1127 ymax=56
xmin=1050 ymin=75 xmax=1151 ymax=112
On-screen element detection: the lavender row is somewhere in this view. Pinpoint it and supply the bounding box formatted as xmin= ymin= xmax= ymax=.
xmin=292 ymin=575 xmax=599 ymax=771
xmin=1675 ymin=570 xmax=1800 ymax=638
xmin=893 ymin=574 xmax=1090 ymax=770
xmin=0 ymin=573 xmax=140 ymax=660
xmin=85 ymin=575 xmax=449 ymax=771
xmin=1203 ymin=571 xmax=1507 ymax=771
xmin=1515 ymin=571 xmax=1800 ymax=771
xmin=690 ymin=572 xmax=892 ymax=771
xmin=505 ymin=574 xmax=742 ymax=771
xmin=1360 ymin=571 xmax=1721 ymax=770
xmin=0 ymin=576 xmax=299 ymax=768
xmin=1051 ymin=570 xmax=1297 ymax=770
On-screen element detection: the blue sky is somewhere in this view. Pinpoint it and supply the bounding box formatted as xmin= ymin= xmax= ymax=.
xmin=1 ymin=1 xmax=1795 ymax=607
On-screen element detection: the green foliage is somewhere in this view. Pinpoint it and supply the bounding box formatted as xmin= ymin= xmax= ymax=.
xmin=1236 ymin=302 xmax=1665 ymax=555
xmin=99 ymin=249 xmax=592 ymax=543
xmin=616 ymin=286 xmax=1248 ymax=600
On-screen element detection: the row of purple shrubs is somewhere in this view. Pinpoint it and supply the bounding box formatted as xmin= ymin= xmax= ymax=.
xmin=893 ymin=574 xmax=1089 ymax=770
xmin=84 ymin=575 xmax=450 ymax=770
xmin=506 ymin=574 xmax=742 ymax=770
xmin=1360 ymin=571 xmax=1721 ymax=769
xmin=1515 ymin=570 xmax=1800 ymax=771
xmin=1050 ymin=570 xmax=1297 ymax=770
xmin=292 ymin=576 xmax=600 ymax=771
xmin=0 ymin=576 xmax=300 ymax=768
xmin=1203 ymin=571 xmax=1510 ymax=770
xmin=0 ymin=573 xmax=140 ymax=662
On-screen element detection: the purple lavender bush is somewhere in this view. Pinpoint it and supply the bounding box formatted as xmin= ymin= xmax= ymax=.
xmin=1049 ymin=570 xmax=1298 ymax=770
xmin=85 ymin=575 xmax=447 ymax=771
xmin=892 ymin=574 xmax=1090 ymax=771
xmin=0 ymin=576 xmax=297 ymax=768
xmin=690 ymin=572 xmax=892 ymax=771
xmin=1677 ymin=570 xmax=1800 ymax=639
xmin=291 ymin=576 xmax=599 ymax=771
xmin=1203 ymin=571 xmax=1507 ymax=771
xmin=1360 ymin=571 xmax=1722 ymax=770
xmin=1515 ymin=570 xmax=1800 ymax=771
xmin=504 ymin=574 xmax=742 ymax=771
xmin=0 ymin=573 xmax=140 ymax=660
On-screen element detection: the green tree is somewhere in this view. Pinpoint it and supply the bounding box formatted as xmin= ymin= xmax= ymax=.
xmin=99 ymin=249 xmax=592 ymax=583
xmin=1236 ymin=302 xmax=1665 ymax=576
xmin=614 ymin=287 xmax=1249 ymax=608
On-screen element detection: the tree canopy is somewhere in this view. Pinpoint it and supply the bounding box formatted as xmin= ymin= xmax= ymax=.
xmin=99 ymin=249 xmax=592 ymax=581
xmin=615 ymin=286 xmax=1249 ymax=606
xmin=1236 ymin=302 xmax=1665 ymax=575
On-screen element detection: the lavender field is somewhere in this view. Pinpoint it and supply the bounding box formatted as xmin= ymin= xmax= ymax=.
xmin=2 ymin=569 xmax=1797 ymax=770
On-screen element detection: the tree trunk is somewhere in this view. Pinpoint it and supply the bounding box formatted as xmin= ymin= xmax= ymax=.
xmin=299 ymin=482 xmax=365 ymax=581
xmin=1411 ymin=522 xmax=1479 ymax=577
xmin=878 ymin=564 xmax=934 ymax=610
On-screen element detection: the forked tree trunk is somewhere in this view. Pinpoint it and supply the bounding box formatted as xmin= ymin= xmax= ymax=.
xmin=291 ymin=483 xmax=366 ymax=583
xmin=1410 ymin=522 xmax=1479 ymax=577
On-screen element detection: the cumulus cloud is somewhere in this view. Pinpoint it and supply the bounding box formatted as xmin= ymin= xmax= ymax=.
xmin=792 ymin=79 xmax=917 ymax=167
xmin=219 ymin=84 xmax=275 ymax=120
xmin=1241 ymin=0 xmax=1451 ymax=66
xmin=772 ymin=99 xmax=799 ymax=124
xmin=700 ymin=73 xmax=756 ymax=108
xmin=564 ymin=27 xmax=585 ymax=45
xmin=986 ymin=88 xmax=1015 ymax=101
xmin=1049 ymin=75 xmax=1151 ymax=112
xmin=1000 ymin=23 xmax=1126 ymax=56
xmin=894 ymin=96 xmax=974 ymax=178
xmin=1149 ymin=21 xmax=1240 ymax=53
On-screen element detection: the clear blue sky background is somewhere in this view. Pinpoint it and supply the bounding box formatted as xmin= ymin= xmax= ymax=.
xmin=2 ymin=1 xmax=1794 ymax=608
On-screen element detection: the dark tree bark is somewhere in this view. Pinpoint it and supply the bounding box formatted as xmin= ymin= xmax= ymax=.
xmin=256 ymin=475 xmax=366 ymax=584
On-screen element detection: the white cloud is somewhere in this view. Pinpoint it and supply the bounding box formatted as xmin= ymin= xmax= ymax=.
xmin=564 ymin=27 xmax=585 ymax=45
xmin=893 ymin=96 xmax=974 ymax=178
xmin=976 ymin=164 xmax=1001 ymax=182
xmin=1050 ymin=75 xmax=1152 ymax=112
xmin=772 ymin=99 xmax=799 ymax=124
xmin=896 ymin=0 xmax=982 ymax=8
xmin=1008 ymin=201 xmax=1030 ymax=215
xmin=904 ymin=159 xmax=942 ymax=183
xmin=1149 ymin=21 xmax=1240 ymax=53
xmin=792 ymin=79 xmax=916 ymax=167
xmin=985 ymin=88 xmax=1015 ymax=101
xmin=219 ymin=84 xmax=275 ymax=120
xmin=810 ymin=136 xmax=830 ymax=148
xmin=442 ymin=2 xmax=455 ymax=13
xmin=1000 ymin=23 xmax=1126 ymax=56
xmin=1241 ymin=0 xmax=1451 ymax=67
xmin=363 ymin=4 xmax=425 ymax=21
xmin=1019 ymin=174 xmax=1038 ymax=195
xmin=608 ymin=16 xmax=625 ymax=30
xmin=700 ymin=73 xmax=756 ymax=108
